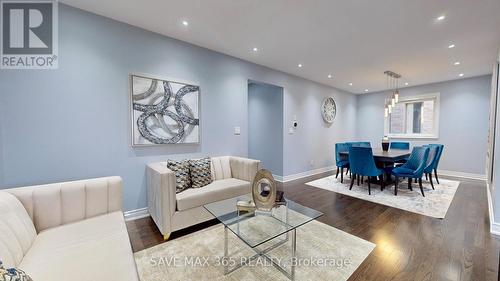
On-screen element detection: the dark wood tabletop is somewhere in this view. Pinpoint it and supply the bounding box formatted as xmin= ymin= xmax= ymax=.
xmin=340 ymin=149 xmax=411 ymax=162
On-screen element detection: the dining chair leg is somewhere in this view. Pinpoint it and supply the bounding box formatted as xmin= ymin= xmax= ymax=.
xmin=418 ymin=178 xmax=425 ymax=197
xmin=341 ymin=167 xmax=344 ymax=183
xmin=434 ymin=169 xmax=440 ymax=184
xmin=381 ymin=173 xmax=385 ymax=191
xmin=367 ymin=177 xmax=371 ymax=195
xmin=408 ymin=179 xmax=412 ymax=191
xmin=346 ymin=167 xmax=349 ymax=175
xmin=361 ymin=176 xmax=364 ymax=184
xmin=335 ymin=167 xmax=339 ymax=178
xmin=350 ymin=174 xmax=355 ymax=190
xmin=394 ymin=176 xmax=398 ymax=195
xmin=357 ymin=175 xmax=360 ymax=186
xmin=429 ymin=173 xmax=435 ymax=190
xmin=425 ymin=173 xmax=428 ymax=180
xmin=414 ymin=178 xmax=418 ymax=183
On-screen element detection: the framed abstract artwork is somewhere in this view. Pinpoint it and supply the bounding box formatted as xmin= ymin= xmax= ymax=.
xmin=130 ymin=74 xmax=200 ymax=146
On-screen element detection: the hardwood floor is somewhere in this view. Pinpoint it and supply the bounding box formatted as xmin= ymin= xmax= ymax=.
xmin=126 ymin=173 xmax=500 ymax=281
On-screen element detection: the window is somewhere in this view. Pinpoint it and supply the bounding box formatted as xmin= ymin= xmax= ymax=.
xmin=384 ymin=93 xmax=439 ymax=139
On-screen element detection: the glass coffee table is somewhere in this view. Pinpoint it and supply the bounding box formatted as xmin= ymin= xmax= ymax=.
xmin=204 ymin=194 xmax=323 ymax=280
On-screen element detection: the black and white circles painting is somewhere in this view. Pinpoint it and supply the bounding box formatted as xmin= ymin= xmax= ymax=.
xmin=131 ymin=75 xmax=200 ymax=145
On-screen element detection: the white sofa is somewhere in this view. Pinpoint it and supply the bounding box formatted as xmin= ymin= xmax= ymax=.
xmin=0 ymin=176 xmax=139 ymax=281
xmin=147 ymin=156 xmax=261 ymax=240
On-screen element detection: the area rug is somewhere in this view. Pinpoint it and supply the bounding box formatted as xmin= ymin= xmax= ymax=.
xmin=306 ymin=175 xmax=460 ymax=218
xmin=134 ymin=220 xmax=375 ymax=281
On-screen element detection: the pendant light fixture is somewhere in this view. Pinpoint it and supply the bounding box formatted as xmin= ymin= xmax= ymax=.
xmin=383 ymin=70 xmax=402 ymax=117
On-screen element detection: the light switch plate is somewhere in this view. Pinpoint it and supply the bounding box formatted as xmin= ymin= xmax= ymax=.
xmin=234 ymin=126 xmax=241 ymax=135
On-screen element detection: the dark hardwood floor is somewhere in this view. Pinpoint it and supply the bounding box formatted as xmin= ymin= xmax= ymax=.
xmin=126 ymin=173 xmax=500 ymax=281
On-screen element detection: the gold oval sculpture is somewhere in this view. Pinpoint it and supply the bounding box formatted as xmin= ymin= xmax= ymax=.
xmin=252 ymin=169 xmax=277 ymax=211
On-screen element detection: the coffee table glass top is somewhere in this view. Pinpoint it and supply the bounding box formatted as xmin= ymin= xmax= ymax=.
xmin=204 ymin=194 xmax=323 ymax=248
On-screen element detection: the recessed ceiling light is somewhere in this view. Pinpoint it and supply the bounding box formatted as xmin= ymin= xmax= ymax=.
xmin=364 ymin=89 xmax=369 ymax=92
xmin=459 ymin=73 xmax=465 ymax=77
xmin=298 ymin=64 xmax=302 ymax=68
xmin=448 ymin=44 xmax=455 ymax=49
xmin=404 ymin=82 xmax=409 ymax=86
xmin=327 ymin=74 xmax=332 ymax=78
xmin=348 ymin=82 xmax=353 ymax=86
xmin=252 ymin=47 xmax=258 ymax=52
xmin=454 ymin=61 xmax=461 ymax=65
xmin=436 ymin=15 xmax=446 ymax=21
xmin=182 ymin=20 xmax=189 ymax=26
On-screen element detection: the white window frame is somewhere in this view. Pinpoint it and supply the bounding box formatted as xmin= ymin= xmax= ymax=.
xmin=384 ymin=93 xmax=440 ymax=139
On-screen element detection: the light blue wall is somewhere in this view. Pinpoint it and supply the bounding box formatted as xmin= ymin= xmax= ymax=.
xmin=356 ymin=75 xmax=492 ymax=175
xmin=0 ymin=5 xmax=357 ymax=211
xmin=248 ymin=82 xmax=284 ymax=176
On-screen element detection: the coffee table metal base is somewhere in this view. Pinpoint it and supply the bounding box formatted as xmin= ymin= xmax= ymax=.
xmin=223 ymin=226 xmax=297 ymax=280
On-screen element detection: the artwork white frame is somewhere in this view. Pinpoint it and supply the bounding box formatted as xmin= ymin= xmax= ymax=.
xmin=130 ymin=74 xmax=201 ymax=146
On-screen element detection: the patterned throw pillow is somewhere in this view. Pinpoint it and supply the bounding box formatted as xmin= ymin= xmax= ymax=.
xmin=167 ymin=160 xmax=192 ymax=193
xmin=189 ymin=158 xmax=213 ymax=188
xmin=0 ymin=261 xmax=32 ymax=281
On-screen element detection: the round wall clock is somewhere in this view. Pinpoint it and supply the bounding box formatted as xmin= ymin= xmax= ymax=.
xmin=321 ymin=97 xmax=336 ymax=123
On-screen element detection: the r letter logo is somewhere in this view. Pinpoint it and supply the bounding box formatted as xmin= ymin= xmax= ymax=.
xmin=1 ymin=0 xmax=58 ymax=69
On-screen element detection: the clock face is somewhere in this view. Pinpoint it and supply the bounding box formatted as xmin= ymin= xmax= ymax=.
xmin=321 ymin=97 xmax=336 ymax=123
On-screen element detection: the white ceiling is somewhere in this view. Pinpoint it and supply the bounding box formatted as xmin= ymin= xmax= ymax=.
xmin=61 ymin=0 xmax=500 ymax=94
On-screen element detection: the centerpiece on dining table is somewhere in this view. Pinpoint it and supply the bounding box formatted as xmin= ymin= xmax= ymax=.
xmin=382 ymin=136 xmax=390 ymax=151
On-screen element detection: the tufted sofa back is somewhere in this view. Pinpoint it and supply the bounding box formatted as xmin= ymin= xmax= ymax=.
xmin=0 ymin=192 xmax=37 ymax=268
xmin=4 ymin=176 xmax=123 ymax=234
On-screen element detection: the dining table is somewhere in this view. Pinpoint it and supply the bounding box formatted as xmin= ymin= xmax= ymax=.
xmin=339 ymin=148 xmax=412 ymax=187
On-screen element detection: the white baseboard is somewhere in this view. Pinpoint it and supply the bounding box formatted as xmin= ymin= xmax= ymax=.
xmin=274 ymin=166 xmax=336 ymax=183
xmin=438 ymin=170 xmax=486 ymax=181
xmin=124 ymin=207 xmax=149 ymax=221
xmin=491 ymin=222 xmax=500 ymax=236
xmin=486 ymin=181 xmax=500 ymax=236
xmin=272 ymin=174 xmax=284 ymax=182
xmin=274 ymin=167 xmax=485 ymax=184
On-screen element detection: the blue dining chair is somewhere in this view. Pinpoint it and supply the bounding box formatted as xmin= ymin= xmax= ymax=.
xmin=422 ymin=145 xmax=439 ymax=189
xmin=348 ymin=146 xmax=384 ymax=195
xmin=391 ymin=146 xmax=430 ymax=196
xmin=335 ymin=143 xmax=350 ymax=183
xmin=390 ymin=142 xmax=410 ymax=150
xmin=347 ymin=141 xmax=371 ymax=148
xmin=429 ymin=144 xmax=444 ymax=184
xmin=390 ymin=142 xmax=410 ymax=165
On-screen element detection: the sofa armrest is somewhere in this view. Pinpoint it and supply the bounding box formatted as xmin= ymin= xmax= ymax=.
xmin=5 ymin=176 xmax=123 ymax=233
xmin=146 ymin=162 xmax=177 ymax=236
xmin=229 ymin=157 xmax=261 ymax=182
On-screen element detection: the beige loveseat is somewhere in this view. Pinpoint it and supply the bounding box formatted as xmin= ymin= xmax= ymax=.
xmin=0 ymin=176 xmax=139 ymax=281
xmin=147 ymin=156 xmax=261 ymax=240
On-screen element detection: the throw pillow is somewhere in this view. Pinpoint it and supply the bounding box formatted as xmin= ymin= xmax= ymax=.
xmin=167 ymin=160 xmax=192 ymax=193
xmin=0 ymin=261 xmax=32 ymax=281
xmin=189 ymin=158 xmax=213 ymax=188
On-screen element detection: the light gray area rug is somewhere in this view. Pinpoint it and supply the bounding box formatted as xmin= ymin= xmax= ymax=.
xmin=306 ymin=176 xmax=460 ymax=218
xmin=134 ymin=220 xmax=375 ymax=281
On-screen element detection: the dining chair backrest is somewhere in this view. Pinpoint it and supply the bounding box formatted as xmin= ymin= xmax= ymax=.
xmin=335 ymin=143 xmax=350 ymax=164
xmin=404 ymin=146 xmax=430 ymax=177
xmin=423 ymin=145 xmax=439 ymax=172
xmin=429 ymin=144 xmax=444 ymax=168
xmin=348 ymin=146 xmax=380 ymax=176
xmin=390 ymin=142 xmax=410 ymax=150
xmin=347 ymin=141 xmax=371 ymax=148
